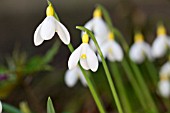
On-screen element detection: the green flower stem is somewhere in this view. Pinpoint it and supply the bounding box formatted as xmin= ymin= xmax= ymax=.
xmin=76 ymin=26 xmax=123 ymax=113
xmin=121 ymin=58 xmax=148 ymax=110
xmin=110 ymin=62 xmax=133 ymax=113
xmin=68 ymin=44 xmax=106 ymax=113
xmin=47 ymin=1 xmax=106 ymax=112
xmin=97 ymin=4 xmax=159 ymax=112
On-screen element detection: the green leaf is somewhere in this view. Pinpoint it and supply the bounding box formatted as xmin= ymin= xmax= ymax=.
xmin=24 ymin=41 xmax=60 ymax=74
xmin=47 ymin=97 xmax=56 ymax=113
xmin=2 ymin=103 xmax=22 ymax=113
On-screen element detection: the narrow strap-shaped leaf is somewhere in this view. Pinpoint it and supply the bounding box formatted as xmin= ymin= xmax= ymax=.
xmin=47 ymin=97 xmax=56 ymax=113
xmin=2 ymin=103 xmax=22 ymax=113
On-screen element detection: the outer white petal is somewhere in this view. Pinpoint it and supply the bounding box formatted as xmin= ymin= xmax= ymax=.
xmin=86 ymin=45 xmax=99 ymax=72
xmin=81 ymin=19 xmax=94 ymax=37
xmin=65 ymin=69 xmax=78 ymax=87
xmin=84 ymin=19 xmax=94 ymax=31
xmin=40 ymin=16 xmax=56 ymax=40
xmin=152 ymin=36 xmax=168 ymax=58
xmin=142 ymin=42 xmax=153 ymax=61
xmin=158 ymin=80 xmax=170 ymax=98
xmin=68 ymin=45 xmax=82 ymax=70
xmin=160 ymin=61 xmax=170 ymax=76
xmin=93 ymin=18 xmax=108 ymax=38
xmin=129 ymin=43 xmax=144 ymax=63
xmin=98 ymin=41 xmax=110 ymax=61
xmin=55 ymin=20 xmax=70 ymax=45
xmin=110 ymin=41 xmax=123 ymax=61
xmin=34 ymin=24 xmax=44 ymax=46
xmin=89 ymin=36 xmax=106 ymax=52
xmin=0 ymin=101 xmax=2 ymax=113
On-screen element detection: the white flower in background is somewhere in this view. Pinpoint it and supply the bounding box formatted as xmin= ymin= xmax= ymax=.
xmin=99 ymin=32 xmax=123 ymax=62
xmin=34 ymin=4 xmax=70 ymax=46
xmin=152 ymin=25 xmax=170 ymax=58
xmin=65 ymin=66 xmax=87 ymax=87
xmin=83 ymin=8 xmax=109 ymax=51
xmin=129 ymin=32 xmax=153 ymax=64
xmin=0 ymin=101 xmax=2 ymax=113
xmin=158 ymin=61 xmax=170 ymax=98
xmin=68 ymin=34 xmax=99 ymax=72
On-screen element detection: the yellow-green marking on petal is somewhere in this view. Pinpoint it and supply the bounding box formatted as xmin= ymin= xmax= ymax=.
xmin=46 ymin=4 xmax=54 ymax=16
xmin=81 ymin=54 xmax=87 ymax=59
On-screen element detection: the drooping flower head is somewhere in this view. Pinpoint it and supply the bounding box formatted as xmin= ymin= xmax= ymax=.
xmin=99 ymin=32 xmax=124 ymax=62
xmin=34 ymin=4 xmax=70 ymax=46
xmin=152 ymin=24 xmax=170 ymax=58
xmin=83 ymin=8 xmax=109 ymax=51
xmin=0 ymin=101 xmax=2 ymax=113
xmin=129 ymin=32 xmax=153 ymax=63
xmin=158 ymin=61 xmax=170 ymax=98
xmin=68 ymin=33 xmax=98 ymax=72
xmin=65 ymin=66 xmax=87 ymax=87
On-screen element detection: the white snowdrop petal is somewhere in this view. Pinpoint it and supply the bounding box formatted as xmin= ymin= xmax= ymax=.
xmin=84 ymin=19 xmax=94 ymax=31
xmin=93 ymin=18 xmax=108 ymax=38
xmin=34 ymin=24 xmax=44 ymax=46
xmin=107 ymin=48 xmax=116 ymax=61
xmin=129 ymin=43 xmax=144 ymax=63
xmin=55 ymin=19 xmax=70 ymax=45
xmin=80 ymin=59 xmax=90 ymax=70
xmin=152 ymin=36 xmax=167 ymax=58
xmin=111 ymin=41 xmax=123 ymax=61
xmin=99 ymin=41 xmax=110 ymax=61
xmin=0 ymin=101 xmax=2 ymax=113
xmin=86 ymin=45 xmax=99 ymax=72
xmin=40 ymin=16 xmax=56 ymax=40
xmin=158 ymin=81 xmax=170 ymax=98
xmin=143 ymin=42 xmax=153 ymax=61
xmin=68 ymin=45 xmax=81 ymax=70
xmin=65 ymin=69 xmax=78 ymax=87
xmin=160 ymin=62 xmax=170 ymax=75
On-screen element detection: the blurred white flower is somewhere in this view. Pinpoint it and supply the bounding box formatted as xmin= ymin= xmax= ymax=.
xmin=34 ymin=4 xmax=70 ymax=46
xmin=129 ymin=32 xmax=153 ymax=64
xmin=158 ymin=61 xmax=170 ymax=98
xmin=68 ymin=34 xmax=99 ymax=72
xmin=83 ymin=8 xmax=109 ymax=51
xmin=0 ymin=101 xmax=2 ymax=113
xmin=152 ymin=25 xmax=170 ymax=58
xmin=65 ymin=66 xmax=87 ymax=87
xmin=99 ymin=32 xmax=123 ymax=62
xmin=158 ymin=80 xmax=170 ymax=98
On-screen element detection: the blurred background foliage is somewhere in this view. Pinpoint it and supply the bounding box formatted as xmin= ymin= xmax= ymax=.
xmin=0 ymin=0 xmax=170 ymax=113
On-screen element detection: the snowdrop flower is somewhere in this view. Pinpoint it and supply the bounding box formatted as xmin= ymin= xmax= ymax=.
xmin=68 ymin=33 xmax=99 ymax=72
xmin=158 ymin=61 xmax=170 ymax=98
xmin=99 ymin=32 xmax=123 ymax=62
xmin=65 ymin=66 xmax=87 ymax=87
xmin=152 ymin=25 xmax=170 ymax=58
xmin=83 ymin=8 xmax=109 ymax=51
xmin=0 ymin=101 xmax=2 ymax=113
xmin=129 ymin=32 xmax=153 ymax=64
xmin=34 ymin=4 xmax=70 ymax=46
